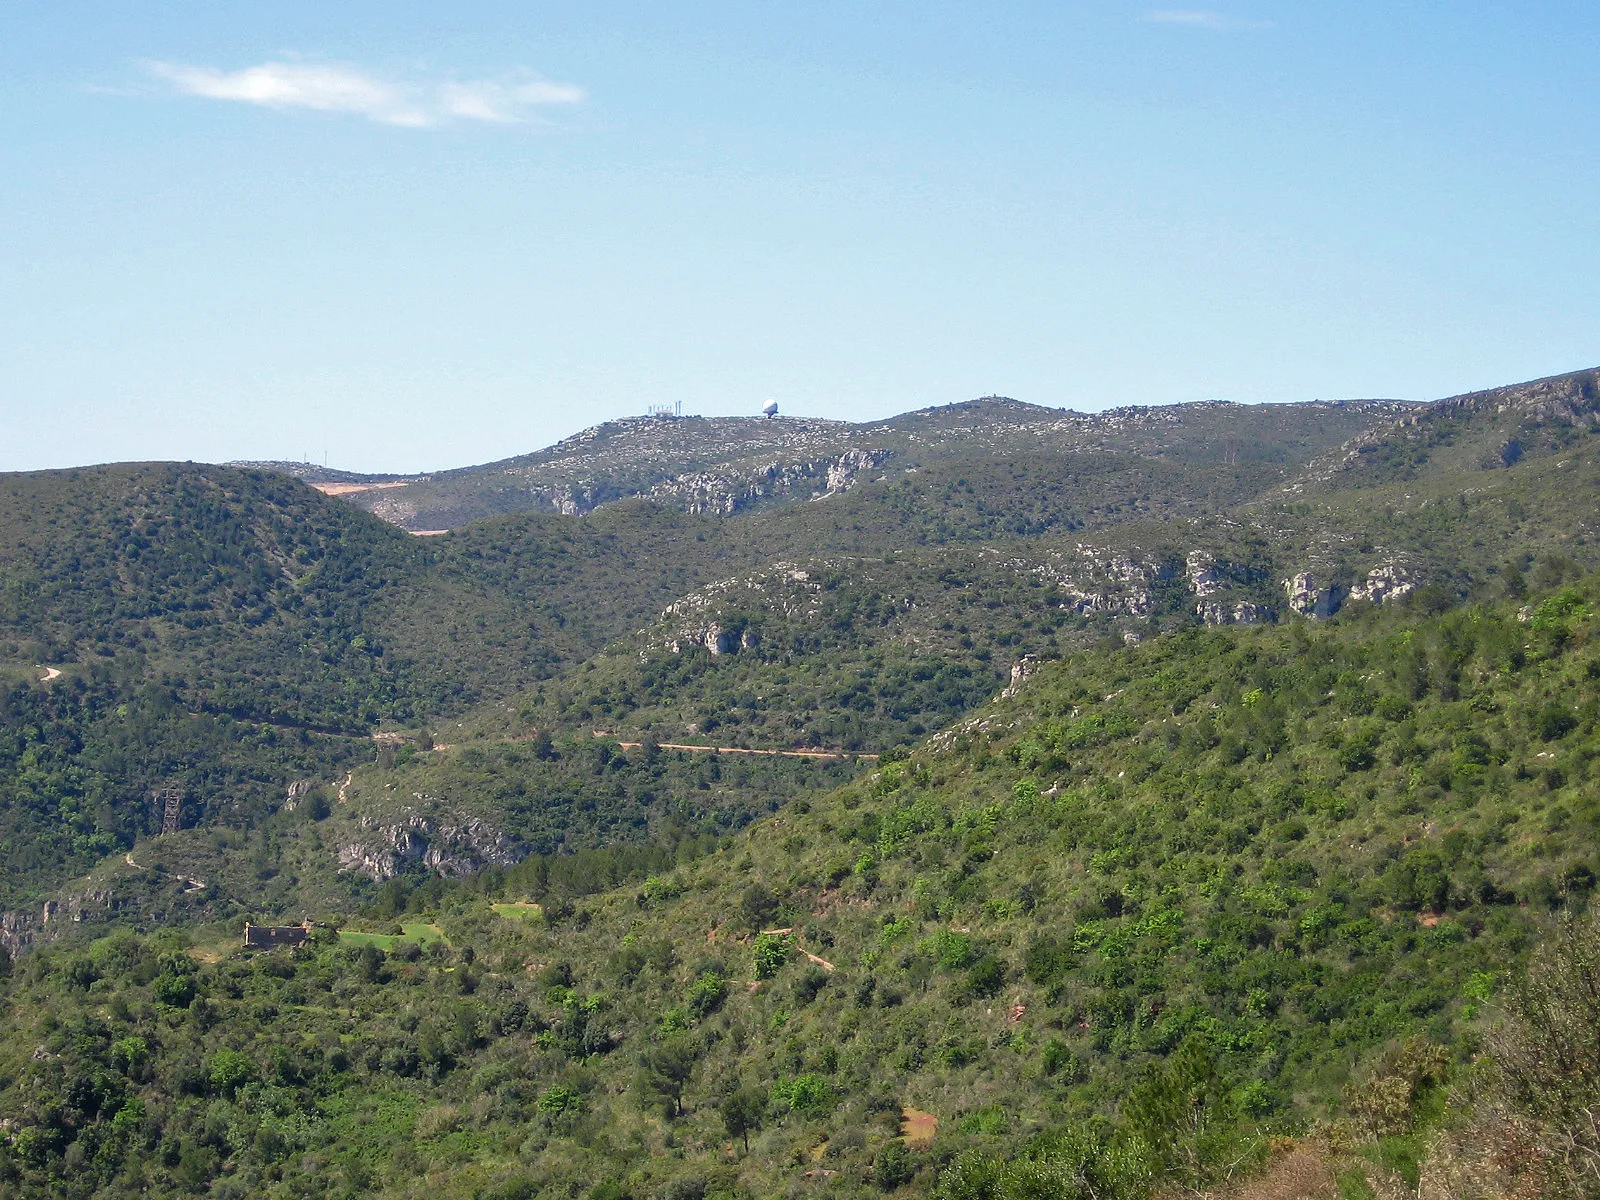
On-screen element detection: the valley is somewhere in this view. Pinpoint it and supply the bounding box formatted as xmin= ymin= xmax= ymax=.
xmin=1 ymin=368 xmax=1598 ymax=1199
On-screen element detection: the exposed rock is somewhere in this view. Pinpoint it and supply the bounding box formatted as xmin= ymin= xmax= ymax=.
xmin=703 ymin=624 xmax=736 ymax=656
xmin=1186 ymin=551 xmax=1222 ymax=597
xmin=284 ymin=779 xmax=316 ymax=812
xmin=1283 ymin=572 xmax=1343 ymax=619
xmin=1197 ymin=600 xmax=1273 ymax=626
xmin=335 ymin=810 xmax=522 ymax=882
xmin=1001 ymin=655 xmax=1042 ymax=699
xmin=822 ymin=449 xmax=892 ymax=496
xmin=1 ymin=885 xmax=120 ymax=958
xmin=655 ymin=561 xmax=831 ymax=655
xmin=1020 ymin=544 xmax=1177 ymax=617
xmin=1348 ymin=563 xmax=1415 ymax=605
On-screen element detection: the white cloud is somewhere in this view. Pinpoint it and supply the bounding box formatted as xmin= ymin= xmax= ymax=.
xmin=1144 ymin=10 xmax=1273 ymax=30
xmin=143 ymin=60 xmax=584 ymax=128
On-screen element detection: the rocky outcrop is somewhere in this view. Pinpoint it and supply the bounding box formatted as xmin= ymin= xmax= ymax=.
xmin=821 ymin=449 xmax=892 ymax=496
xmin=1284 ymin=572 xmax=1343 ymax=619
xmin=641 ymin=448 xmax=892 ymax=516
xmin=284 ymin=779 xmax=316 ymax=812
xmin=656 ymin=563 xmax=830 ymax=655
xmin=334 ymin=810 xmax=522 ymax=882
xmin=1184 ymin=550 xmax=1275 ymax=623
xmin=1305 ymin=367 xmax=1600 ymax=488
xmin=1022 ymin=545 xmax=1179 ymax=617
xmin=1001 ymin=655 xmax=1042 ymax=699
xmin=1 ymin=885 xmax=120 ymax=958
xmin=1197 ymin=600 xmax=1273 ymax=625
xmin=1186 ymin=551 xmax=1223 ymax=598
xmin=1348 ymin=563 xmax=1414 ymax=605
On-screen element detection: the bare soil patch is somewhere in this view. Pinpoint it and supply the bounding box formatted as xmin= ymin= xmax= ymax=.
xmin=900 ymin=1107 xmax=938 ymax=1147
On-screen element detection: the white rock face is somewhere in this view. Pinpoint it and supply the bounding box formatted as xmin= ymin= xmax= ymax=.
xmin=1197 ymin=600 xmax=1272 ymax=625
xmin=1000 ymin=655 xmax=1042 ymax=698
xmin=335 ymin=811 xmax=521 ymax=882
xmin=1284 ymin=572 xmax=1343 ymax=619
xmin=1186 ymin=551 xmax=1222 ymax=598
xmin=2 ymin=884 xmax=119 ymax=957
xmin=1021 ymin=544 xmax=1176 ymax=617
xmin=1348 ymin=563 xmax=1414 ymax=605
xmin=703 ymin=624 xmax=737 ymax=656
xmin=656 ymin=561 xmax=832 ymax=655
xmin=823 ymin=449 xmax=892 ymax=495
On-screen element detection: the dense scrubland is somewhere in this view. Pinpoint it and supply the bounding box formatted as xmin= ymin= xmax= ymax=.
xmin=2 ymin=369 xmax=1600 ymax=1198
xmin=2 ymin=578 xmax=1598 ymax=1198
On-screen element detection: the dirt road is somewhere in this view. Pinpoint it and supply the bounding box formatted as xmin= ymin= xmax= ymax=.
xmin=611 ymin=739 xmax=875 ymax=762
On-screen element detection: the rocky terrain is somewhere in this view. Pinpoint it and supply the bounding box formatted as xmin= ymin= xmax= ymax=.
xmin=281 ymin=396 xmax=1412 ymax=531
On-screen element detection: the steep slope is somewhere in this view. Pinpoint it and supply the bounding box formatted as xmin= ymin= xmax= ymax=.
xmin=1301 ymin=364 xmax=1600 ymax=492
xmin=0 ymin=578 xmax=1593 ymax=1199
xmin=0 ymin=472 xmax=759 ymax=911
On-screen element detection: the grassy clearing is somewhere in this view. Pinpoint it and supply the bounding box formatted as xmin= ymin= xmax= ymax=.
xmin=490 ymin=901 xmax=543 ymax=921
xmin=337 ymin=921 xmax=445 ymax=949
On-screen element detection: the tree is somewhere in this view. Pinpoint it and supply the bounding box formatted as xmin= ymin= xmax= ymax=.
xmin=740 ymin=883 xmax=778 ymax=932
xmin=686 ymin=970 xmax=728 ymax=1020
xmin=636 ymin=1035 xmax=698 ymax=1118
xmin=874 ymin=1140 xmax=914 ymax=1191
xmin=753 ymin=932 xmax=791 ymax=980
xmin=719 ymin=1087 xmax=766 ymax=1153
xmin=208 ymin=1049 xmax=257 ymax=1098
xmin=1485 ymin=906 xmax=1600 ymax=1192
xmin=1122 ymin=1037 xmax=1257 ymax=1188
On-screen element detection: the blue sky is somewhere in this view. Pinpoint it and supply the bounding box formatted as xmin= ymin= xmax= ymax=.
xmin=4 ymin=2 xmax=1598 ymax=472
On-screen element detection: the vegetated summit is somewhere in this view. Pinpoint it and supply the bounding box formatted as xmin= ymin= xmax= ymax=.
xmin=263 ymin=394 xmax=1412 ymax=532
xmin=2 ymin=367 xmax=1599 ymax=1199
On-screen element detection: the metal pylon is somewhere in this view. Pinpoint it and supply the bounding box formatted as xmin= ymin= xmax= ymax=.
xmin=153 ymin=783 xmax=183 ymax=835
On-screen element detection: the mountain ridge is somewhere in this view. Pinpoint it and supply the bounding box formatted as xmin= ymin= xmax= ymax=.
xmin=244 ymin=394 xmax=1420 ymax=531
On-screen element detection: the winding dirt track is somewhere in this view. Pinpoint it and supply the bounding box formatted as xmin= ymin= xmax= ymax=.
xmin=124 ymin=850 xmax=206 ymax=891
xmin=610 ymin=739 xmax=876 ymax=762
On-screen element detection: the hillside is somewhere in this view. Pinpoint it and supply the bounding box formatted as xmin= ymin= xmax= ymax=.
xmin=0 ymin=471 xmax=767 ymax=912
xmin=0 ymin=576 xmax=1594 ymax=1198
xmin=5 ymin=371 xmax=1599 ymax=944
xmin=307 ymin=398 xmax=1408 ymax=532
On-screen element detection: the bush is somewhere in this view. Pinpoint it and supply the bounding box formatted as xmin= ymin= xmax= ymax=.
xmin=1479 ymin=906 xmax=1600 ymax=1193
xmin=753 ymin=932 xmax=791 ymax=980
xmin=874 ymin=1140 xmax=914 ymax=1190
xmin=208 ymin=1050 xmax=257 ymax=1097
xmin=686 ymin=970 xmax=728 ymax=1019
xmin=964 ymin=955 xmax=1005 ymax=999
xmin=153 ymin=972 xmax=195 ymax=1008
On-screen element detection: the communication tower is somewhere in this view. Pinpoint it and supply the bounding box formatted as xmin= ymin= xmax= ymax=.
xmin=153 ymin=783 xmax=184 ymax=835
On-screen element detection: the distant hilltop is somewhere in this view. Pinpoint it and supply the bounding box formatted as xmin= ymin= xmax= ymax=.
xmin=242 ymin=393 xmax=1419 ymax=532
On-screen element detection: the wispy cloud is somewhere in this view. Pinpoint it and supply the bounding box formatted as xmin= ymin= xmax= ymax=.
xmin=1144 ymin=10 xmax=1273 ymax=30
xmin=142 ymin=60 xmax=584 ymax=128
